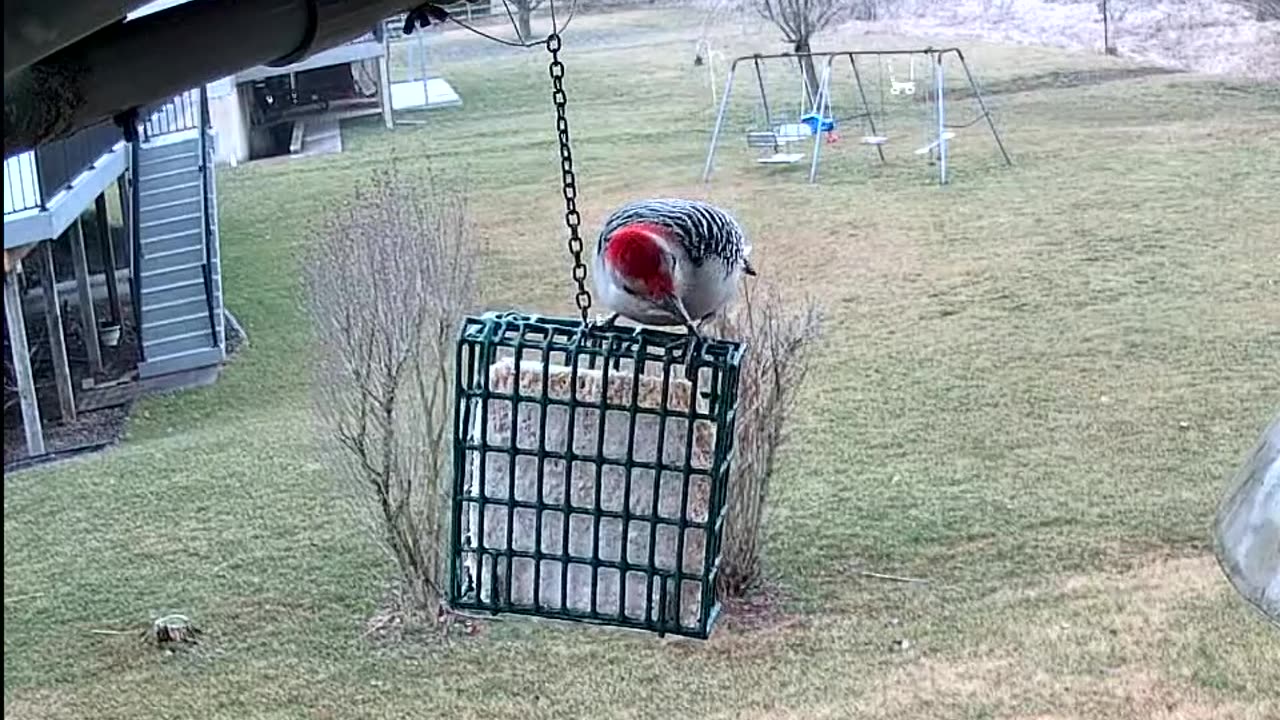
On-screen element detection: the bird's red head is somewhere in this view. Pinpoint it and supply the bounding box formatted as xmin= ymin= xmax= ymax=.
xmin=603 ymin=222 xmax=674 ymax=298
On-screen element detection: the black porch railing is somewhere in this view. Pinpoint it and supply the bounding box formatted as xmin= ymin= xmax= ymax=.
xmin=3 ymin=122 xmax=124 ymax=216
xmin=141 ymin=88 xmax=202 ymax=140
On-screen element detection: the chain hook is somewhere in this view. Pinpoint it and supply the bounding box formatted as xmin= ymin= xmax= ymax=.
xmin=546 ymin=32 xmax=592 ymax=324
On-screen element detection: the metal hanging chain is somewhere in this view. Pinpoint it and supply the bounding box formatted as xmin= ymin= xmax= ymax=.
xmin=402 ymin=5 xmax=589 ymax=320
xmin=547 ymin=33 xmax=592 ymax=323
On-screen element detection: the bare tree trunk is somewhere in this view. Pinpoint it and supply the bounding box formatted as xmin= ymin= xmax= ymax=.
xmin=793 ymin=37 xmax=820 ymax=108
xmin=751 ymin=0 xmax=847 ymax=103
xmin=517 ymin=5 xmax=533 ymax=40
xmin=1100 ymin=0 xmax=1117 ymax=56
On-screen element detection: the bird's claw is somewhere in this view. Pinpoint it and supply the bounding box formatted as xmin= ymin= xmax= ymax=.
xmin=683 ymin=325 xmax=705 ymax=381
xmin=584 ymin=313 xmax=619 ymax=333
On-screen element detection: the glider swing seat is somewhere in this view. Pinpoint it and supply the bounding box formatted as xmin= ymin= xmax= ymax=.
xmin=702 ymin=48 xmax=1013 ymax=186
xmin=747 ymin=125 xmax=809 ymax=164
xmin=742 ymin=56 xmax=822 ymax=165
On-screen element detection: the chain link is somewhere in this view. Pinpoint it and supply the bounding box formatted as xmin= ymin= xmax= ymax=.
xmin=546 ymin=33 xmax=592 ymax=322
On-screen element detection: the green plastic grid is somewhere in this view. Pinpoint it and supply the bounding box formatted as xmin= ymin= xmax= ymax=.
xmin=449 ymin=312 xmax=745 ymax=639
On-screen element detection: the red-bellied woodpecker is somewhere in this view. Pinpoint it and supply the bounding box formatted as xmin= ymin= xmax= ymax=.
xmin=592 ymin=198 xmax=756 ymax=336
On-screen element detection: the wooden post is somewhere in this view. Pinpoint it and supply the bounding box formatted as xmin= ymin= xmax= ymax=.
xmin=116 ymin=173 xmax=130 ymax=240
xmin=116 ymin=172 xmax=132 ymax=284
xmin=36 ymin=242 xmax=77 ymax=422
xmin=3 ymin=244 xmax=36 ymax=274
xmin=3 ymin=267 xmax=45 ymax=456
xmin=95 ymin=192 xmax=123 ymax=325
xmin=67 ymin=218 xmax=104 ymax=375
xmin=378 ymin=37 xmax=395 ymax=130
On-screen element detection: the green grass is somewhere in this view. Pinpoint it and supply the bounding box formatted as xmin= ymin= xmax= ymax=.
xmin=6 ymin=8 xmax=1280 ymax=719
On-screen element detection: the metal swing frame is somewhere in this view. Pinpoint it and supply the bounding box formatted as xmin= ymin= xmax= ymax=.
xmin=702 ymin=48 xmax=1013 ymax=186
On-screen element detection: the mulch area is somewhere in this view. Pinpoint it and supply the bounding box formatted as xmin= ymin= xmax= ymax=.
xmin=3 ymin=306 xmax=246 ymax=472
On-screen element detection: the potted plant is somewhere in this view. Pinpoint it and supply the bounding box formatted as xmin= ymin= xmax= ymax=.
xmin=99 ymin=319 xmax=122 ymax=347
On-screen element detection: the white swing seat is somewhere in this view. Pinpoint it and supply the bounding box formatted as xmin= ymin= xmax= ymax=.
xmin=914 ymin=131 xmax=956 ymax=155
xmin=861 ymin=135 xmax=889 ymax=145
xmin=773 ymin=123 xmax=813 ymax=144
xmin=756 ymin=152 xmax=805 ymax=164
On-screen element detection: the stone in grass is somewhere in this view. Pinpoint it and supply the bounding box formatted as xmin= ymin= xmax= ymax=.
xmin=460 ymin=355 xmax=719 ymax=631
xmin=145 ymin=614 xmax=201 ymax=650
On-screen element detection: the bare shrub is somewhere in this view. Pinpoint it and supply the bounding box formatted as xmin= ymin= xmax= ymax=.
xmin=708 ymin=280 xmax=823 ymax=598
xmin=304 ymin=166 xmax=480 ymax=622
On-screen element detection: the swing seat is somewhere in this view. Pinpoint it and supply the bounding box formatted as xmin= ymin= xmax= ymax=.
xmin=747 ymin=128 xmax=806 ymax=164
xmin=914 ymin=131 xmax=956 ymax=155
xmin=773 ymin=123 xmax=812 ymax=144
xmin=861 ymin=135 xmax=889 ymax=145
xmin=756 ymin=152 xmax=805 ymax=164
xmin=800 ymin=113 xmax=836 ymax=134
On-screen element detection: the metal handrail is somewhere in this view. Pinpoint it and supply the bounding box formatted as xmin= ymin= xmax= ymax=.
xmin=196 ymin=85 xmax=220 ymax=347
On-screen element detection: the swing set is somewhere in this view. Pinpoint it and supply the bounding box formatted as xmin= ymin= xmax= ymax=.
xmin=702 ymin=48 xmax=1013 ymax=185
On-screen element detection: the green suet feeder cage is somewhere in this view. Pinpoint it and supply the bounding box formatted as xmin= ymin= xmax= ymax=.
xmin=448 ymin=312 xmax=745 ymax=638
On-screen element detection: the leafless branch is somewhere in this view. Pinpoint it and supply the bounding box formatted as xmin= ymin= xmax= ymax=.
xmin=707 ymin=279 xmax=823 ymax=598
xmin=721 ymin=0 xmax=854 ymax=99
xmin=304 ymin=164 xmax=481 ymax=621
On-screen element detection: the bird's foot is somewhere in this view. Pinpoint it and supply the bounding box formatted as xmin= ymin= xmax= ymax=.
xmin=694 ymin=313 xmax=721 ymax=336
xmin=683 ymin=323 xmax=705 ymax=381
xmin=585 ymin=312 xmax=620 ymax=333
xmin=579 ymin=313 xmax=624 ymax=371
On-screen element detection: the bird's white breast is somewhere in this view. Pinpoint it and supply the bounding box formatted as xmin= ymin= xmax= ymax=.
xmin=679 ymin=260 xmax=741 ymax=322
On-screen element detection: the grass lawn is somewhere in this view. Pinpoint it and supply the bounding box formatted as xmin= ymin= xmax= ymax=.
xmin=5 ymin=8 xmax=1280 ymax=719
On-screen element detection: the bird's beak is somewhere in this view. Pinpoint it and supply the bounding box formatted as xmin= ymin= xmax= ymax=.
xmin=743 ymin=259 xmax=758 ymax=277
xmin=660 ymin=293 xmax=697 ymax=333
